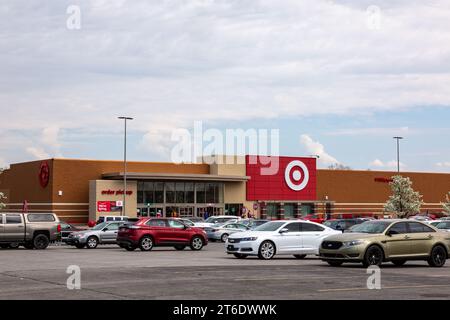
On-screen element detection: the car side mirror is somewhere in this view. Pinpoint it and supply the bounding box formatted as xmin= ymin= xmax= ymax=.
xmin=103 ymin=228 xmax=108 ymax=232
xmin=279 ymin=228 xmax=289 ymax=234
xmin=386 ymin=230 xmax=397 ymax=236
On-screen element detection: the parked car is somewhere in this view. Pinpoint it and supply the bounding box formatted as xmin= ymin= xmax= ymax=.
xmin=188 ymin=217 xmax=205 ymax=223
xmin=409 ymin=215 xmax=434 ymax=221
xmin=194 ymin=215 xmax=240 ymax=228
xmin=323 ymin=219 xmax=365 ymax=232
xmin=248 ymin=219 xmax=270 ymax=230
xmin=59 ymin=221 xmax=83 ymax=243
xmin=425 ymin=220 xmax=443 ymax=227
xmin=174 ymin=218 xmax=195 ymax=227
xmin=319 ymin=220 xmax=450 ymax=267
xmin=66 ymin=221 xmax=127 ymax=249
xmin=0 ymin=213 xmax=60 ymax=249
xmin=205 ymin=223 xmax=250 ymax=242
xmin=226 ymin=220 xmax=340 ymax=260
xmin=96 ymin=215 xmax=129 ymax=224
xmin=300 ymin=214 xmax=325 ymax=224
xmin=435 ymin=221 xmax=450 ymax=232
xmin=117 ymin=218 xmax=208 ymax=251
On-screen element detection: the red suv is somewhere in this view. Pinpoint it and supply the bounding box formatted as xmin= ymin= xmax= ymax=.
xmin=117 ymin=218 xmax=208 ymax=252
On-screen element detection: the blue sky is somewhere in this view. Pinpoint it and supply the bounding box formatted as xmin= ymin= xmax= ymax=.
xmin=0 ymin=0 xmax=449 ymax=172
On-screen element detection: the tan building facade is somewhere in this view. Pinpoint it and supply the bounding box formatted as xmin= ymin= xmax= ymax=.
xmin=0 ymin=157 xmax=449 ymax=223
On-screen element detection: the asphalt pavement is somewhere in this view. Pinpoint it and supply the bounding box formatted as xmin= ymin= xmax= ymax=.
xmin=0 ymin=243 xmax=449 ymax=300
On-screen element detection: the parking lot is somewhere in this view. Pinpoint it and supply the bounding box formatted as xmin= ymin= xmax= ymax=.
xmin=0 ymin=242 xmax=449 ymax=300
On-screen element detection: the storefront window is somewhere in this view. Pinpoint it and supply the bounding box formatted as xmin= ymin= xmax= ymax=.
xmin=176 ymin=182 xmax=185 ymax=203
xmin=196 ymin=183 xmax=205 ymax=203
xmin=284 ymin=203 xmax=295 ymax=219
xmin=266 ymin=203 xmax=278 ymax=219
xmin=185 ymin=183 xmax=194 ymax=203
xmin=144 ymin=182 xmax=154 ymax=204
xmin=205 ymin=183 xmax=215 ymax=203
xmin=154 ymin=182 xmax=164 ymax=203
xmin=166 ymin=182 xmax=175 ymax=203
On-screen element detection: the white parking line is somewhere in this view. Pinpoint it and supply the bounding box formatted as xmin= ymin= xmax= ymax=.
xmin=318 ymin=284 xmax=450 ymax=292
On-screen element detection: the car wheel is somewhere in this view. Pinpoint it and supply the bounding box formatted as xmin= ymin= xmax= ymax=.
xmin=258 ymin=241 xmax=276 ymax=260
xmin=362 ymin=245 xmax=384 ymax=267
xmin=220 ymin=233 xmax=229 ymax=242
xmin=233 ymin=253 xmax=248 ymax=259
xmin=125 ymin=245 xmax=137 ymax=251
xmin=392 ymin=260 xmax=407 ymax=266
xmin=294 ymin=254 xmax=307 ymax=259
xmin=327 ymin=261 xmax=343 ymax=267
xmin=86 ymin=236 xmax=99 ymax=249
xmin=33 ymin=234 xmax=50 ymax=250
xmin=139 ymin=236 xmax=154 ymax=251
xmin=174 ymin=245 xmax=186 ymax=250
xmin=190 ymin=236 xmax=204 ymax=251
xmin=0 ymin=244 xmax=9 ymax=249
xmin=428 ymin=245 xmax=447 ymax=267
xmin=75 ymin=244 xmax=85 ymax=249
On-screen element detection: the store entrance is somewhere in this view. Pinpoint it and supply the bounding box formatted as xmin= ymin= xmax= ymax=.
xmin=138 ymin=207 xmax=163 ymax=217
xmin=196 ymin=206 xmax=224 ymax=219
xmin=166 ymin=206 xmax=195 ymax=218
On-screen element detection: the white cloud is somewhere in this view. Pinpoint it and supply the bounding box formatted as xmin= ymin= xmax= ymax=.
xmin=299 ymin=134 xmax=339 ymax=166
xmin=369 ymin=159 xmax=406 ymax=169
xmin=436 ymin=162 xmax=450 ymax=167
xmin=0 ymin=1 xmax=449 ymax=163
xmin=26 ymin=147 xmax=50 ymax=160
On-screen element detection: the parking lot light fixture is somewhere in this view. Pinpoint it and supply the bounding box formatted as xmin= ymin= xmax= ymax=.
xmin=118 ymin=116 xmax=134 ymax=216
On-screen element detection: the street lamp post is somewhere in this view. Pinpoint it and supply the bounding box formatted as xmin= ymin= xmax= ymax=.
xmin=393 ymin=136 xmax=403 ymax=173
xmin=118 ymin=116 xmax=133 ymax=216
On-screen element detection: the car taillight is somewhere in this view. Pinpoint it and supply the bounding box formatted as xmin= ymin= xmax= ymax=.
xmin=57 ymin=224 xmax=61 ymax=232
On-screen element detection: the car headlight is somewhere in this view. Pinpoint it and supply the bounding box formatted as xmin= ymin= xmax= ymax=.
xmin=342 ymin=240 xmax=364 ymax=247
xmin=241 ymin=237 xmax=258 ymax=241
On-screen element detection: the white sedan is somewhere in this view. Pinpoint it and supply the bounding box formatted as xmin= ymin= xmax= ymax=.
xmin=226 ymin=220 xmax=341 ymax=260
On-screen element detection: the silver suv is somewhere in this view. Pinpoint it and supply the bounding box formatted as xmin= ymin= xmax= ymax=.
xmin=66 ymin=221 xmax=127 ymax=249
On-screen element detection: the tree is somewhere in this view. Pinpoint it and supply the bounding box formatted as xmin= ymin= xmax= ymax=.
xmin=442 ymin=192 xmax=450 ymax=216
xmin=384 ymin=175 xmax=423 ymax=218
xmin=0 ymin=168 xmax=5 ymax=209
xmin=327 ymin=163 xmax=352 ymax=170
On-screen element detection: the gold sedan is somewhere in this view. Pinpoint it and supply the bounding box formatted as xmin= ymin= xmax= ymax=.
xmin=319 ymin=219 xmax=450 ymax=267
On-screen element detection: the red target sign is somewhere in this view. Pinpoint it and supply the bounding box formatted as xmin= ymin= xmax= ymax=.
xmin=246 ymin=156 xmax=316 ymax=201
xmin=39 ymin=161 xmax=50 ymax=188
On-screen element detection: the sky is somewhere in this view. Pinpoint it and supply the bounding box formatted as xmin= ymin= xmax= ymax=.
xmin=0 ymin=0 xmax=449 ymax=172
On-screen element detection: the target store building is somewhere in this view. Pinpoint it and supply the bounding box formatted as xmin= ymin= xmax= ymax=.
xmin=1 ymin=156 xmax=449 ymax=223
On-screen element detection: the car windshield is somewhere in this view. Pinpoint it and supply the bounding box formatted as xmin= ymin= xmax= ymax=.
xmin=436 ymin=222 xmax=450 ymax=229
xmin=92 ymin=222 xmax=108 ymax=230
xmin=253 ymin=221 xmax=286 ymax=231
xmin=323 ymin=221 xmax=336 ymax=227
xmin=205 ymin=217 xmax=219 ymax=223
xmin=347 ymin=221 xmax=392 ymax=234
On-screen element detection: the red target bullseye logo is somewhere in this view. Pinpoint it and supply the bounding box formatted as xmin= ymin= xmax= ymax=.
xmin=284 ymin=160 xmax=309 ymax=191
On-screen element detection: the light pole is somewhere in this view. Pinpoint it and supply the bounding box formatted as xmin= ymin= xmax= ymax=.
xmin=393 ymin=136 xmax=403 ymax=173
xmin=118 ymin=116 xmax=133 ymax=216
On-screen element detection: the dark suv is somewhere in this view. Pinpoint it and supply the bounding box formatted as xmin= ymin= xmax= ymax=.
xmin=117 ymin=218 xmax=208 ymax=252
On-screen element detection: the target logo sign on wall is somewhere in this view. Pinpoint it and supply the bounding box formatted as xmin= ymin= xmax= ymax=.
xmin=246 ymin=156 xmax=316 ymax=201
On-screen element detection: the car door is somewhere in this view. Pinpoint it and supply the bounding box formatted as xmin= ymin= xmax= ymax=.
xmin=384 ymin=222 xmax=412 ymax=258
xmin=299 ymin=222 xmax=326 ymax=253
xmin=2 ymin=214 xmax=25 ymax=241
xmin=167 ymin=219 xmax=189 ymax=243
xmin=100 ymin=222 xmax=120 ymax=243
xmin=406 ymin=222 xmax=437 ymax=256
xmin=276 ymin=222 xmax=302 ymax=253
xmin=146 ymin=219 xmax=171 ymax=244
